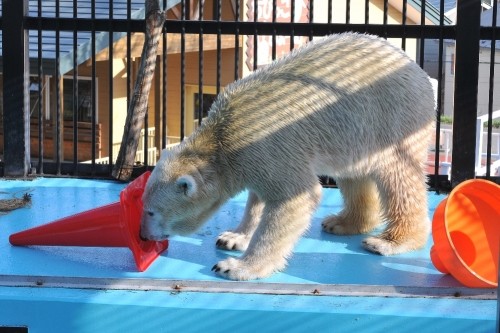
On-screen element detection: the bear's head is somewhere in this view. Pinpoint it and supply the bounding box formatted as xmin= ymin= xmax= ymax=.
xmin=140 ymin=148 xmax=223 ymax=241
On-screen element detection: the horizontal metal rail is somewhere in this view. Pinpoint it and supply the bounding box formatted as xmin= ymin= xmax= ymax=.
xmin=15 ymin=16 xmax=497 ymax=40
xmin=23 ymin=17 xmax=460 ymax=38
xmin=0 ymin=274 xmax=496 ymax=300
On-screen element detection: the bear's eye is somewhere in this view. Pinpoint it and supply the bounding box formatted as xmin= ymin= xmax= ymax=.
xmin=147 ymin=211 xmax=154 ymax=217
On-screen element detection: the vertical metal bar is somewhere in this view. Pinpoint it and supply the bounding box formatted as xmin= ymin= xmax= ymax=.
xmin=485 ymin=0 xmax=498 ymax=178
xmin=234 ymin=0 xmax=240 ymax=81
xmin=127 ymin=0 xmax=132 ymax=142
xmin=272 ymin=0 xmax=277 ymax=61
xmin=186 ymin=0 xmax=191 ymax=20
xmin=309 ymin=0 xmax=314 ymax=41
xmin=162 ymin=0 xmax=168 ymax=149
xmin=91 ymin=0 xmax=97 ymax=173
xmin=55 ymin=0 xmax=62 ymax=174
xmin=154 ymin=56 xmax=162 ymax=158
xmin=253 ymin=0 xmax=258 ymax=70
xmin=328 ymin=0 xmax=332 ymax=25
xmin=451 ymin=0 xmax=482 ymax=187
xmin=73 ymin=0 xmax=79 ymax=173
xmin=198 ymin=0 xmax=204 ymax=127
xmin=383 ymin=0 xmax=388 ymax=37
xmin=346 ymin=0 xmax=350 ymax=24
xmin=434 ymin=0 xmax=446 ymax=191
xmin=37 ymin=0 xmax=44 ymax=174
xmin=143 ymin=106 xmax=149 ymax=166
xmin=419 ymin=0 xmax=426 ymax=68
xmin=401 ymin=0 xmax=407 ymax=50
xmin=2 ymin=0 xmax=30 ymax=177
xmin=216 ymin=0 xmax=222 ymax=94
xmin=364 ymin=0 xmax=369 ymax=25
xmin=290 ymin=0 xmax=295 ymax=50
xmin=180 ymin=0 xmax=186 ymax=140
xmin=108 ymin=0 xmax=114 ymax=170
xmin=143 ymin=0 xmax=150 ymax=167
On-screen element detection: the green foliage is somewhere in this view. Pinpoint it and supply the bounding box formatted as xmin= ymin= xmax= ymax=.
xmin=439 ymin=115 xmax=500 ymax=129
xmin=439 ymin=115 xmax=453 ymax=124
xmin=488 ymin=119 xmax=500 ymax=129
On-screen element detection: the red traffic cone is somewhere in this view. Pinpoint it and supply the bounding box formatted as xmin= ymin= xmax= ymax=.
xmin=9 ymin=171 xmax=168 ymax=272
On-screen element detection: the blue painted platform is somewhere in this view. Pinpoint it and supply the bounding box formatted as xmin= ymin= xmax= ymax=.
xmin=0 ymin=177 xmax=497 ymax=332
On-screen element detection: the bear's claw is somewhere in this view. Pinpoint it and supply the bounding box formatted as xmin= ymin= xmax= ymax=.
xmin=215 ymin=231 xmax=251 ymax=251
xmin=211 ymin=264 xmax=231 ymax=274
xmin=215 ymin=239 xmax=227 ymax=248
xmin=211 ymin=258 xmax=257 ymax=280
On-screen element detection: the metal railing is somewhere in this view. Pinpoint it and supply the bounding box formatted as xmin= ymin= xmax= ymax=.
xmin=0 ymin=0 xmax=498 ymax=191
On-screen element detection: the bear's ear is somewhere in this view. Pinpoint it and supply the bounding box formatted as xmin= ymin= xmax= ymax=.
xmin=175 ymin=175 xmax=198 ymax=197
xmin=159 ymin=148 xmax=174 ymax=161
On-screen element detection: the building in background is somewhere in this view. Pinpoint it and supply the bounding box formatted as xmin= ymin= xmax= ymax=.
xmin=0 ymin=0 xmax=449 ymax=165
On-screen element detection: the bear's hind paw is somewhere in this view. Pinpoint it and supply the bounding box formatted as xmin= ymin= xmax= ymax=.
xmin=362 ymin=236 xmax=420 ymax=256
xmin=322 ymin=215 xmax=362 ymax=235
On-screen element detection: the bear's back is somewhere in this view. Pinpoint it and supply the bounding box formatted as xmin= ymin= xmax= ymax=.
xmin=199 ymin=33 xmax=434 ymax=181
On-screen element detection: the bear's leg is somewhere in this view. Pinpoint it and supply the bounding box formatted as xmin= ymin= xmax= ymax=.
xmin=212 ymin=183 xmax=322 ymax=280
xmin=363 ymin=164 xmax=430 ymax=255
xmin=216 ymin=191 xmax=264 ymax=251
xmin=322 ymin=177 xmax=381 ymax=235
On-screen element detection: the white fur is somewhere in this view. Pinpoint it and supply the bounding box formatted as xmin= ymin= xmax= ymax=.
xmin=141 ymin=33 xmax=435 ymax=280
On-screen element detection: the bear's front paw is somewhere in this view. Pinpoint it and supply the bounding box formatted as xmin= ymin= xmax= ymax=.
xmin=216 ymin=231 xmax=251 ymax=251
xmin=211 ymin=257 xmax=254 ymax=280
xmin=211 ymin=257 xmax=276 ymax=281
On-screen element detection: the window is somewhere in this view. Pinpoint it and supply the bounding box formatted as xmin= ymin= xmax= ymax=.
xmin=29 ymin=76 xmax=50 ymax=119
xmin=63 ymin=78 xmax=96 ymax=122
xmin=185 ymin=85 xmax=217 ymax=136
xmin=193 ymin=92 xmax=217 ymax=124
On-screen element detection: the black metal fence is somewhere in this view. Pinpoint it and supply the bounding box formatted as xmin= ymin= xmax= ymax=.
xmin=0 ymin=0 xmax=499 ymax=191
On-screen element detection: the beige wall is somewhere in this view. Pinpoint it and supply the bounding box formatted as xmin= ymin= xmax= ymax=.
xmin=65 ymin=56 xmax=159 ymax=161
xmin=69 ymin=58 xmax=131 ymax=160
xmin=163 ymin=48 xmax=240 ymax=141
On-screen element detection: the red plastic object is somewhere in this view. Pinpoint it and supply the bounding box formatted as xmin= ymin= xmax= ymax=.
xmin=430 ymin=179 xmax=500 ymax=288
xmin=9 ymin=171 xmax=168 ymax=272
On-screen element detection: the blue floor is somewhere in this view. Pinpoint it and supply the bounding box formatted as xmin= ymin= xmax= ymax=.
xmin=0 ymin=177 xmax=497 ymax=332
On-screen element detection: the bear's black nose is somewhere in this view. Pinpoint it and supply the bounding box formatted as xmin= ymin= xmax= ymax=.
xmin=139 ymin=228 xmax=149 ymax=241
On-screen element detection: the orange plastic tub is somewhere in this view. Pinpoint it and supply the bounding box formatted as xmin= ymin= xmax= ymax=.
xmin=431 ymin=179 xmax=500 ymax=288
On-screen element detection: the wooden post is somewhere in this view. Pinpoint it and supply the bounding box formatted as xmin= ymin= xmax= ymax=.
xmin=112 ymin=0 xmax=166 ymax=180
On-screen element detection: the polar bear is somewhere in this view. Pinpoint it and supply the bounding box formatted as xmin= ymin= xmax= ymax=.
xmin=140 ymin=32 xmax=435 ymax=281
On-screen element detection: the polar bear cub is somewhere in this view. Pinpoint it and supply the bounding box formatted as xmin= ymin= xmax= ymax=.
xmin=140 ymin=33 xmax=435 ymax=281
